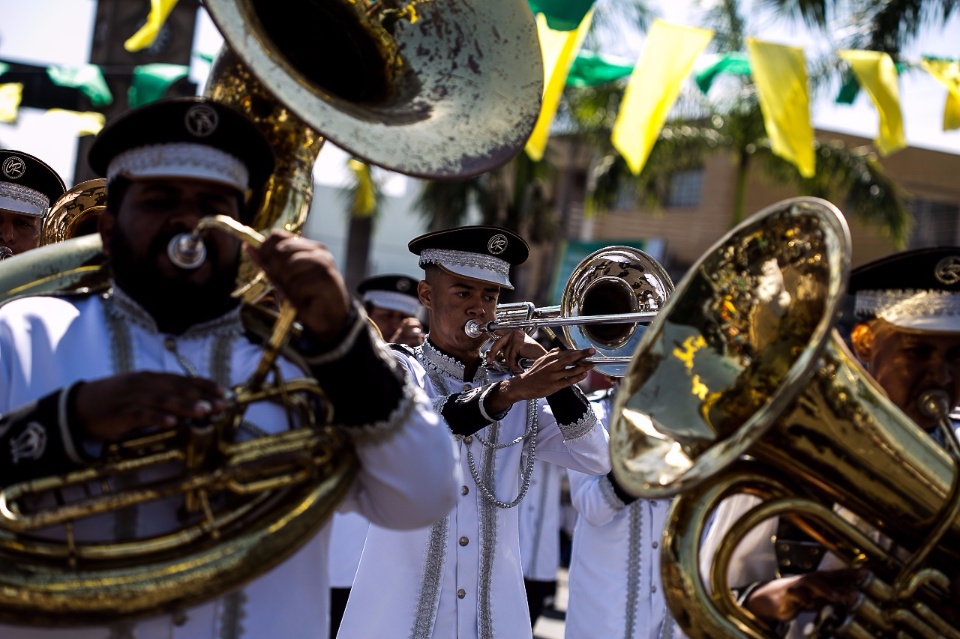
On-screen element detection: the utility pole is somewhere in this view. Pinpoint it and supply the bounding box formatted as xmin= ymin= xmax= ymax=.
xmin=74 ymin=0 xmax=200 ymax=183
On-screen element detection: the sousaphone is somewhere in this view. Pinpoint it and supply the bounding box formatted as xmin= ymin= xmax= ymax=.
xmin=0 ymin=0 xmax=544 ymax=625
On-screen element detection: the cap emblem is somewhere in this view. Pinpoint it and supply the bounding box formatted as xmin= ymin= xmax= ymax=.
xmin=397 ymin=279 xmax=411 ymax=292
xmin=935 ymin=256 xmax=960 ymax=286
xmin=2 ymin=156 xmax=26 ymax=180
xmin=184 ymin=105 xmax=219 ymax=138
xmin=487 ymin=234 xmax=508 ymax=255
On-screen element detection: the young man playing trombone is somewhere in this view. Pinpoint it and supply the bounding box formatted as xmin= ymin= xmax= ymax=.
xmin=338 ymin=226 xmax=610 ymax=639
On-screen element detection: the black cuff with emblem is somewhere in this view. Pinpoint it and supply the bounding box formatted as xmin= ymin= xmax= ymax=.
xmin=0 ymin=384 xmax=91 ymax=486
xmin=298 ymin=302 xmax=405 ymax=426
xmin=442 ymin=382 xmax=508 ymax=437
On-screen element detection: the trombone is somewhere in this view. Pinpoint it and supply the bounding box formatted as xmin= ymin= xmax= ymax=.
xmin=468 ymin=246 xmax=674 ymax=377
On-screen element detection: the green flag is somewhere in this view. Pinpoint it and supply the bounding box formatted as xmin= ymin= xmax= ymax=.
xmin=694 ymin=53 xmax=751 ymax=93
xmin=567 ymin=51 xmax=634 ymax=87
xmin=528 ymin=0 xmax=596 ymax=31
xmin=47 ymin=64 xmax=112 ymax=107
xmin=129 ymin=63 xmax=190 ymax=108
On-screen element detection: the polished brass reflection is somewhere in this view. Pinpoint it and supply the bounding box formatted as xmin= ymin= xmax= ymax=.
xmin=41 ymin=179 xmax=107 ymax=245
xmin=610 ymin=197 xmax=960 ymax=638
xmin=471 ymin=246 xmax=674 ymax=377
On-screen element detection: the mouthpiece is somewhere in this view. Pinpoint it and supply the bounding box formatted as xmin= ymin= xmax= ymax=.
xmin=0 ymin=246 xmax=12 ymax=260
xmin=918 ymin=389 xmax=951 ymax=421
xmin=168 ymin=232 xmax=207 ymax=269
xmin=464 ymin=319 xmax=494 ymax=339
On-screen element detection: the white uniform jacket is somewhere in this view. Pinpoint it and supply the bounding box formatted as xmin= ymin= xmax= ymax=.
xmin=518 ymin=458 xmax=564 ymax=582
xmin=338 ymin=339 xmax=610 ymax=639
xmin=0 ymin=289 xmax=461 ymax=639
xmin=565 ymin=389 xmax=677 ymax=639
xmin=328 ymin=511 xmax=370 ymax=588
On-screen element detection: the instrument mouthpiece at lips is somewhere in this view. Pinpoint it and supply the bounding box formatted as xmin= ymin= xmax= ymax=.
xmin=464 ymin=320 xmax=491 ymax=339
xmin=918 ymin=389 xmax=951 ymax=421
xmin=0 ymin=246 xmax=12 ymax=260
xmin=168 ymin=232 xmax=207 ymax=270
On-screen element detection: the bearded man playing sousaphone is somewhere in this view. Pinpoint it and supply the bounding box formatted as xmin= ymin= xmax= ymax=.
xmin=0 ymin=97 xmax=460 ymax=638
xmin=699 ymin=247 xmax=960 ymax=638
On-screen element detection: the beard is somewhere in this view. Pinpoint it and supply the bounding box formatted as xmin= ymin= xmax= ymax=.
xmin=110 ymin=224 xmax=242 ymax=334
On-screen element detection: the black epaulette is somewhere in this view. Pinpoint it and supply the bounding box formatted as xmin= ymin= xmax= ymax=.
xmin=389 ymin=343 xmax=416 ymax=357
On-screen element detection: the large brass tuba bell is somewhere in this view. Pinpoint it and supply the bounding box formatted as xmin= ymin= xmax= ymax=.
xmin=0 ymin=0 xmax=544 ymax=625
xmin=609 ymin=197 xmax=960 ymax=638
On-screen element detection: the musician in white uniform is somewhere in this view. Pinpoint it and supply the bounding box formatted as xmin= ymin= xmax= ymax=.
xmin=0 ymin=97 xmax=460 ymax=639
xmin=0 ymin=149 xmax=65 ymax=256
xmin=700 ymin=247 xmax=960 ymax=638
xmin=338 ymin=226 xmax=610 ymax=639
xmin=518 ymin=457 xmax=564 ymax=627
xmin=565 ymin=382 xmax=678 ymax=639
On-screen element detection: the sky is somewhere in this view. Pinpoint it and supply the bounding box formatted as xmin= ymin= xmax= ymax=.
xmin=1 ymin=0 xmax=959 ymax=188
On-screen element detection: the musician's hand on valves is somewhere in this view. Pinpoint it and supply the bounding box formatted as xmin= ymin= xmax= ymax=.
xmin=72 ymin=372 xmax=226 ymax=442
xmin=743 ymin=568 xmax=867 ymax=623
xmin=248 ymin=230 xmax=352 ymax=342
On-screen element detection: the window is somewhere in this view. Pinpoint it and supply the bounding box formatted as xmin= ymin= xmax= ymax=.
xmin=666 ymin=169 xmax=703 ymax=208
xmin=908 ymin=198 xmax=960 ymax=248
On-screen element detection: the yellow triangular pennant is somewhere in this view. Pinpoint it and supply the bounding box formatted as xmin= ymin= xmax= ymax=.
xmin=747 ymin=38 xmax=815 ymax=178
xmin=611 ymin=21 xmax=714 ymax=175
xmin=525 ymin=9 xmax=594 ymax=162
xmin=920 ymin=58 xmax=960 ymax=131
xmin=0 ymin=83 xmax=23 ymax=123
xmin=43 ymin=109 xmax=106 ymax=137
xmin=838 ymin=50 xmax=905 ymax=155
xmin=124 ymin=0 xmax=180 ymax=52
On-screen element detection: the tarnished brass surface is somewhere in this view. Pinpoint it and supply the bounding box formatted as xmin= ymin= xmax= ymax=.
xmin=204 ymin=0 xmax=543 ymax=179
xmin=40 ymin=179 xmax=107 ymax=245
xmin=610 ymin=197 xmax=960 ymax=638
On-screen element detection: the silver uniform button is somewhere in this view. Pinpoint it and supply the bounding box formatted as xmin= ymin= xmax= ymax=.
xmin=652 ymin=541 xmax=659 ymax=549
xmin=457 ymin=589 xmax=466 ymax=599
xmin=459 ymin=536 xmax=469 ymax=546
xmin=461 ymin=485 xmax=469 ymax=496
xmin=464 ymin=436 xmax=473 ymax=444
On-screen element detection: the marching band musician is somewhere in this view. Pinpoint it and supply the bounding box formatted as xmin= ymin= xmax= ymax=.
xmin=564 ymin=375 xmax=680 ymax=639
xmin=0 ymin=97 xmax=460 ymax=639
xmin=357 ymin=273 xmax=426 ymax=346
xmin=337 ymin=226 xmax=610 ymax=639
xmin=698 ymin=247 xmax=960 ymax=638
xmin=0 ymin=149 xmax=65 ymax=257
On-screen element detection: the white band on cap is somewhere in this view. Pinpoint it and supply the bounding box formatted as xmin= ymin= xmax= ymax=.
xmin=0 ymin=182 xmax=49 ymax=216
xmin=106 ymin=142 xmax=249 ymax=192
xmin=363 ymin=290 xmax=421 ymax=317
xmin=419 ymin=248 xmax=513 ymax=289
xmin=856 ymin=289 xmax=960 ymax=332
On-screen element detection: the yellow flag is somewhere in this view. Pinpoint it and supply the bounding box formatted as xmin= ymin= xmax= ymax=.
xmin=43 ymin=109 xmax=106 ymax=137
xmin=0 ymin=83 xmax=23 ymax=123
xmin=838 ymin=50 xmax=905 ymax=156
xmin=347 ymin=159 xmax=377 ymax=218
xmin=124 ymin=0 xmax=180 ymax=52
xmin=747 ymin=38 xmax=815 ymax=178
xmin=524 ymin=10 xmax=594 ymax=161
xmin=920 ymin=58 xmax=960 ymax=131
xmin=611 ymin=21 xmax=714 ymax=175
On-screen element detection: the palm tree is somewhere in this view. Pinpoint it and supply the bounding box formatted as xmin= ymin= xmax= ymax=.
xmin=762 ymin=0 xmax=959 ymax=55
xmin=569 ymin=0 xmax=911 ymax=245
